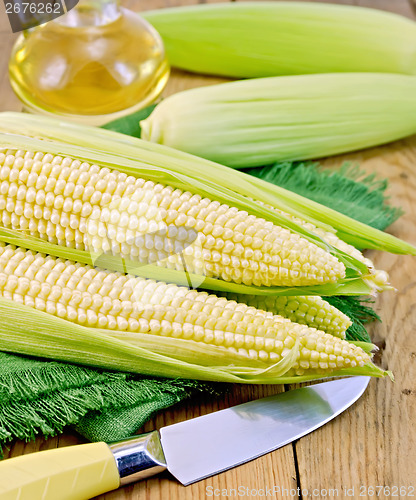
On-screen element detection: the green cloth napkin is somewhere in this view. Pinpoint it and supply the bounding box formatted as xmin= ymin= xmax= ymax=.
xmin=0 ymin=351 xmax=223 ymax=452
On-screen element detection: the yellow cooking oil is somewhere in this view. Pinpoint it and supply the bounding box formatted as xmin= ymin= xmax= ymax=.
xmin=8 ymin=0 xmax=169 ymax=124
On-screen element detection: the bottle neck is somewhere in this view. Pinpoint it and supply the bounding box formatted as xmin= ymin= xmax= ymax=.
xmin=56 ymin=0 xmax=121 ymax=28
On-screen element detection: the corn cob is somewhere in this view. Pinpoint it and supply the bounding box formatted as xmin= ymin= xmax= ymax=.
xmin=2 ymin=112 xmax=415 ymax=258
xmin=0 ymin=241 xmax=371 ymax=377
xmin=142 ymin=2 xmax=416 ymax=78
xmin=140 ymin=73 xmax=416 ymax=168
xmin=269 ymin=205 xmax=390 ymax=292
xmin=222 ymin=293 xmax=350 ymax=339
xmin=0 ymin=148 xmax=346 ymax=288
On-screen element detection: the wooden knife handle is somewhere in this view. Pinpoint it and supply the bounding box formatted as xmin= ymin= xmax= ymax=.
xmin=0 ymin=442 xmax=120 ymax=500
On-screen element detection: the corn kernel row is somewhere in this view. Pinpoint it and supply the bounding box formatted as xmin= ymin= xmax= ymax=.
xmin=0 ymin=242 xmax=370 ymax=376
xmin=0 ymin=149 xmax=346 ymax=287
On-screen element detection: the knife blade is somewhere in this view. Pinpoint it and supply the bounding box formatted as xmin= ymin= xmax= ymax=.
xmin=0 ymin=376 xmax=370 ymax=500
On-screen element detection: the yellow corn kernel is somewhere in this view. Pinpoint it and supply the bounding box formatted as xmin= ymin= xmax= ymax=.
xmin=223 ymin=293 xmax=351 ymax=338
xmin=0 ymin=149 xmax=345 ymax=287
xmin=0 ymin=242 xmax=370 ymax=376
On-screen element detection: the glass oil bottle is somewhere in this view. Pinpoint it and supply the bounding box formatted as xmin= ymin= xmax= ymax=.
xmin=8 ymin=0 xmax=170 ymax=124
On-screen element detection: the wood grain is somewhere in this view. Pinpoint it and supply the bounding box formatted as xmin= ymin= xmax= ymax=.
xmin=1 ymin=1 xmax=415 ymax=499
xmin=295 ymin=141 xmax=416 ymax=500
xmin=0 ymin=1 xmax=19 ymax=111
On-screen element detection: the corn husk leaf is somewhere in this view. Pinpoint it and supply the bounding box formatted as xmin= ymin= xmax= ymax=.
xmin=104 ymin=115 xmax=403 ymax=235
xmin=140 ymin=73 xmax=416 ymax=169
xmin=0 ymin=227 xmax=371 ymax=296
xmin=142 ymin=2 xmax=416 ymax=78
xmin=1 ymin=112 xmax=412 ymax=256
xmin=0 ymin=298 xmax=388 ymax=384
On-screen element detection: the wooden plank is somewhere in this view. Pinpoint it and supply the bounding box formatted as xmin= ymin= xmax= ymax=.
xmin=95 ymin=452 xmax=299 ymax=500
xmin=235 ymin=0 xmax=416 ymax=17
xmin=295 ymin=138 xmax=416 ymax=500
xmin=126 ymin=0 xmax=227 ymax=13
xmin=409 ymin=0 xmax=416 ymax=17
xmin=163 ymin=68 xmax=230 ymax=96
xmin=1 ymin=1 xmax=416 ymax=500
xmin=0 ymin=1 xmax=13 ymax=34
xmin=0 ymin=35 xmax=20 ymax=112
xmin=236 ymin=0 xmax=356 ymax=4
xmin=0 ymin=0 xmax=23 ymax=109
xmin=92 ymin=384 xmax=298 ymax=499
xmin=354 ymin=0 xmax=416 ymax=18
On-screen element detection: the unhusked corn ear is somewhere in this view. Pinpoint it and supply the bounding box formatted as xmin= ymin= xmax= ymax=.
xmin=143 ymin=3 xmax=416 ymax=78
xmin=141 ymin=73 xmax=416 ymax=169
xmin=223 ymin=293 xmax=350 ymax=339
xmin=0 ymin=149 xmax=345 ymax=287
xmin=0 ymin=242 xmax=370 ymax=376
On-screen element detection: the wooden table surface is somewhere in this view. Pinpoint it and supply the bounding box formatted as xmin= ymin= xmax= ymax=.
xmin=1 ymin=1 xmax=416 ymax=499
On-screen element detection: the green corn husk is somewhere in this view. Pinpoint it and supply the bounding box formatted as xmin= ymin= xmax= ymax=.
xmin=1 ymin=112 xmax=414 ymax=256
xmin=140 ymin=73 xmax=416 ymax=169
xmin=0 ymin=298 xmax=389 ymax=384
xmin=142 ymin=2 xmax=416 ymax=78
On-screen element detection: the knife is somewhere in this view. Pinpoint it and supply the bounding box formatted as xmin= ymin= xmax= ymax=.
xmin=0 ymin=376 xmax=370 ymax=500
